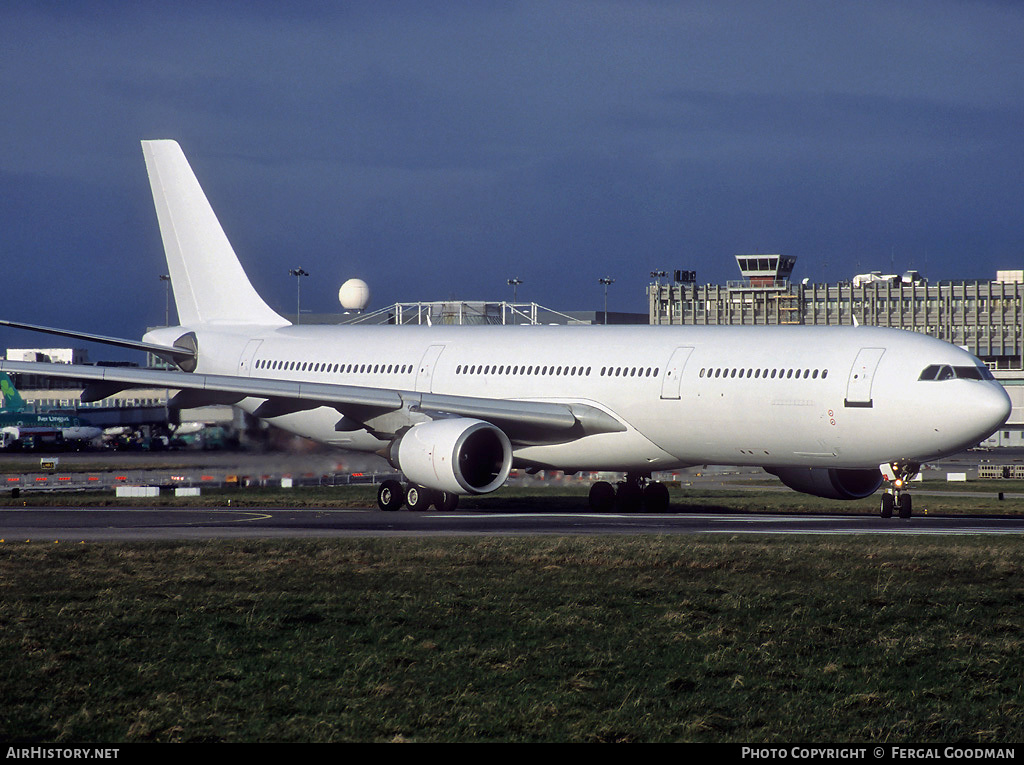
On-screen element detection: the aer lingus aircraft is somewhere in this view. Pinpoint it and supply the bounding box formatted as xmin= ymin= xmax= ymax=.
xmin=0 ymin=373 xmax=103 ymax=449
xmin=0 ymin=141 xmax=1011 ymax=517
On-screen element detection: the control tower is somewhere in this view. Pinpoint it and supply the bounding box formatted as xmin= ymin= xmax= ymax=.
xmin=733 ymin=254 xmax=797 ymax=289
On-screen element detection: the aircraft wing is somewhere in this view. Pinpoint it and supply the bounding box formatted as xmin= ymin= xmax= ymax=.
xmin=0 ymin=361 xmax=625 ymax=444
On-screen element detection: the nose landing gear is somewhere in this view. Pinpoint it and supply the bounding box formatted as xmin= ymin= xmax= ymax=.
xmin=879 ymin=461 xmax=920 ymax=519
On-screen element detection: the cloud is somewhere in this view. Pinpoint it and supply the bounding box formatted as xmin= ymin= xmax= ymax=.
xmin=0 ymin=1 xmax=1022 ymax=356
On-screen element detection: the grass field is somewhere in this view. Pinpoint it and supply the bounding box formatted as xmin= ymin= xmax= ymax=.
xmin=2 ymin=534 xmax=1024 ymax=743
xmin=1 ymin=477 xmax=1023 ymax=516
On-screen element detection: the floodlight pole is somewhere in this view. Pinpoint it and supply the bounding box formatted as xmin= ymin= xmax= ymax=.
xmin=159 ymin=274 xmax=171 ymax=326
xmin=289 ymin=268 xmax=309 ymax=325
xmin=650 ymin=271 xmax=666 ymax=324
xmin=507 ymin=278 xmax=523 ymax=324
xmin=599 ymin=277 xmax=615 ymax=325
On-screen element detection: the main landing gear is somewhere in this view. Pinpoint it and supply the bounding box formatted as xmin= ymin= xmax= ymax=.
xmin=879 ymin=461 xmax=920 ymax=519
xmin=588 ymin=473 xmax=671 ymax=513
xmin=377 ymin=479 xmax=459 ymax=512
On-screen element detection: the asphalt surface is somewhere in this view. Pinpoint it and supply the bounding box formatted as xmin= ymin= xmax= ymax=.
xmin=4 ymin=506 xmax=1024 ymax=542
xmin=3 ymin=449 xmax=1024 ymax=542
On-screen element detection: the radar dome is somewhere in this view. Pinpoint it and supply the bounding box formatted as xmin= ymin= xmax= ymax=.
xmin=338 ymin=278 xmax=370 ymax=311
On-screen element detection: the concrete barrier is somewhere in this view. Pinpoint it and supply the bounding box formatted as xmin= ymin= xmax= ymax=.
xmin=115 ymin=486 xmax=159 ymax=498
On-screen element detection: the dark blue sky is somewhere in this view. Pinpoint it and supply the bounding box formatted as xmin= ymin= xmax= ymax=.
xmin=2 ymin=2 xmax=1022 ymax=358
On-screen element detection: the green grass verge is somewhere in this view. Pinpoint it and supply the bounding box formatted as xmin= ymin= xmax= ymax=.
xmin=2 ymin=536 xmax=1023 ymax=742
xmin=2 ymin=480 xmax=1023 ymax=515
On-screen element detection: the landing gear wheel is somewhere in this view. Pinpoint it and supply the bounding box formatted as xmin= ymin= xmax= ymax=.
xmin=405 ymin=484 xmax=434 ymax=512
xmin=881 ymin=461 xmax=920 ymax=521
xmin=433 ymin=491 xmax=459 ymax=511
xmin=643 ymin=481 xmax=671 ymax=513
xmin=616 ymin=480 xmax=644 ymax=512
xmin=880 ymin=492 xmax=893 ymax=519
xmin=589 ymin=481 xmax=616 ymax=512
xmin=378 ymin=479 xmax=405 ymax=512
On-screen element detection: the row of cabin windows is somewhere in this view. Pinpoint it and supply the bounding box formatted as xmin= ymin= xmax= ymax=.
xmin=254 ymin=358 xmax=414 ymax=375
xmin=700 ymin=367 xmax=830 ymax=380
xmin=602 ymin=366 xmax=659 ymax=378
xmin=254 ymin=359 xmax=659 ymax=378
xmin=457 ymin=364 xmax=593 ymax=376
xmin=253 ymin=357 xmax=832 ymax=382
xmin=454 ymin=365 xmax=664 ymax=378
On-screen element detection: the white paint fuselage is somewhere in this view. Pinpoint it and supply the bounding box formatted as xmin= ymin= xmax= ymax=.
xmin=155 ymin=322 xmax=1011 ymax=474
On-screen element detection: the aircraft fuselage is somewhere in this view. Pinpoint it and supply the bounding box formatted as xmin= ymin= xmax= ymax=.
xmin=146 ymin=322 xmax=1010 ymax=474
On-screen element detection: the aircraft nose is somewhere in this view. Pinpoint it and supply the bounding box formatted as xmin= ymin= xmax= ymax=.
xmin=974 ymin=383 xmax=1012 ymax=439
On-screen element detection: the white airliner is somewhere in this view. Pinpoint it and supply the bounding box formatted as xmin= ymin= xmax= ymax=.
xmin=0 ymin=141 xmax=1011 ymax=517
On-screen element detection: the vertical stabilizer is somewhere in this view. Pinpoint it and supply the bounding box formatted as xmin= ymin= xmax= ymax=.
xmin=141 ymin=140 xmax=288 ymax=327
xmin=0 ymin=373 xmax=26 ymax=413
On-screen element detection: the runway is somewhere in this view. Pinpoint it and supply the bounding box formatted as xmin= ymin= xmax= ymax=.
xmin=4 ymin=506 xmax=1024 ymax=542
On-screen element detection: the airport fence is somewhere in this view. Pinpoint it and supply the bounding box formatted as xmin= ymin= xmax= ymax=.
xmin=978 ymin=464 xmax=1024 ymax=480
xmin=2 ymin=468 xmax=405 ymax=494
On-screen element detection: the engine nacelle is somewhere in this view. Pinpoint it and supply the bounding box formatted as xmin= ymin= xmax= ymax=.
xmin=391 ymin=418 xmax=513 ymax=495
xmin=766 ymin=467 xmax=883 ymax=500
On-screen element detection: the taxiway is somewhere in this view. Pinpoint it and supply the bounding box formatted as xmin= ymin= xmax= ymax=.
xmin=4 ymin=506 xmax=1024 ymax=542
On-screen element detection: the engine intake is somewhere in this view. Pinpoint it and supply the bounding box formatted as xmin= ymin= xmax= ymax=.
xmin=766 ymin=467 xmax=883 ymax=500
xmin=391 ymin=418 xmax=513 ymax=495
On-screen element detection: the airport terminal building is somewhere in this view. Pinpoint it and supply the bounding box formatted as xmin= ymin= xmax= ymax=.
xmin=650 ymin=258 xmax=1024 ymax=368
xmin=648 ymin=257 xmax=1024 ymax=446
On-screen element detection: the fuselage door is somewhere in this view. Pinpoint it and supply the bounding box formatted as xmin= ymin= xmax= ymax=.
xmin=415 ymin=345 xmax=446 ymax=393
xmin=845 ymin=347 xmax=885 ymax=408
xmin=238 ymin=339 xmax=264 ymax=377
xmin=660 ymin=346 xmax=695 ymax=400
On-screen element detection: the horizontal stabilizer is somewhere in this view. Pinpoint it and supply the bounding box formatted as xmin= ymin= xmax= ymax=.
xmin=0 ymin=319 xmax=196 ymax=365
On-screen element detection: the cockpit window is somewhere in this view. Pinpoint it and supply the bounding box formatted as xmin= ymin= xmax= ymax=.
xmin=954 ymin=365 xmax=995 ymax=380
xmin=919 ymin=365 xmax=952 ymax=381
xmin=919 ymin=364 xmax=994 ymax=381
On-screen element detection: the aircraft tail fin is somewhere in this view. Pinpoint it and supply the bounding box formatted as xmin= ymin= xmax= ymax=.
xmin=141 ymin=140 xmax=288 ymax=327
xmin=0 ymin=373 xmax=26 ymax=413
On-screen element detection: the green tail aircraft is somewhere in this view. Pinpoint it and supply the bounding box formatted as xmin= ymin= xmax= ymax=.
xmin=0 ymin=373 xmax=103 ymax=448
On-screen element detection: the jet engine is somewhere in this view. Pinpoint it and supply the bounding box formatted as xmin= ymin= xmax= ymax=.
xmin=390 ymin=418 xmax=513 ymax=495
xmin=766 ymin=467 xmax=883 ymax=500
